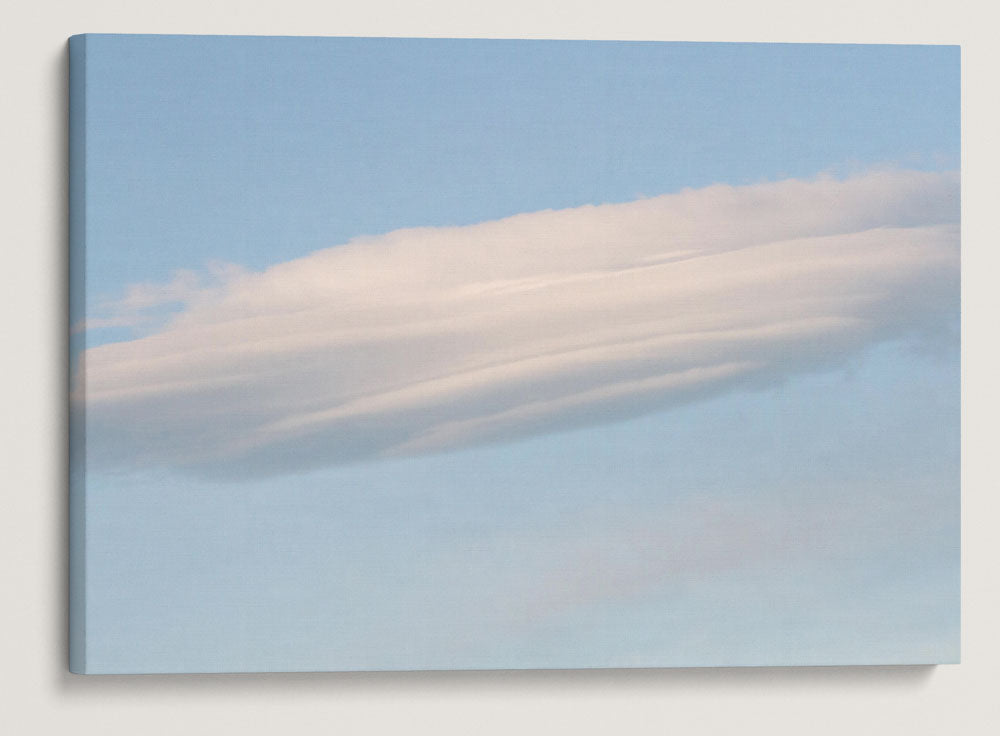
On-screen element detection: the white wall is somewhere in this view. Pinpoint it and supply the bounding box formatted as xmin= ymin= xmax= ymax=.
xmin=2 ymin=1 xmax=998 ymax=733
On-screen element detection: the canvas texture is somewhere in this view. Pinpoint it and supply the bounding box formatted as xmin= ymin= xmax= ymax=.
xmin=69 ymin=34 xmax=960 ymax=674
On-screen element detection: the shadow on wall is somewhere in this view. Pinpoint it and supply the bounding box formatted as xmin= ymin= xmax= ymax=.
xmin=57 ymin=662 xmax=936 ymax=696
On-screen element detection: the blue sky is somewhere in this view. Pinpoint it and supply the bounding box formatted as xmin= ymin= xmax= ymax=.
xmin=73 ymin=35 xmax=959 ymax=672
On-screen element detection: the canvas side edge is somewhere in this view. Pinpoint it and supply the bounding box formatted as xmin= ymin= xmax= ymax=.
xmin=68 ymin=33 xmax=88 ymax=675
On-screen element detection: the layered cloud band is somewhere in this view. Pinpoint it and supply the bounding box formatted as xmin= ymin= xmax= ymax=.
xmin=76 ymin=169 xmax=959 ymax=477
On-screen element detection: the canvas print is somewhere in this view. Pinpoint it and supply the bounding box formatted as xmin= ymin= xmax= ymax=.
xmin=69 ymin=35 xmax=960 ymax=673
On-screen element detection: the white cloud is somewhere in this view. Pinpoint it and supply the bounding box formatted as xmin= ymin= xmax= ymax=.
xmin=76 ymin=262 xmax=247 ymax=335
xmin=76 ymin=169 xmax=959 ymax=477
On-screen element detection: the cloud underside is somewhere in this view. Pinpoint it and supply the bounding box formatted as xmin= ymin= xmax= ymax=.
xmin=78 ymin=170 xmax=959 ymax=477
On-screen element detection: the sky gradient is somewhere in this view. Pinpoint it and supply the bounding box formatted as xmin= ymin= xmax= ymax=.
xmin=72 ymin=35 xmax=960 ymax=673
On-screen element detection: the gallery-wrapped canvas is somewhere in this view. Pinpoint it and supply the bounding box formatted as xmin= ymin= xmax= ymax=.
xmin=69 ymin=34 xmax=960 ymax=674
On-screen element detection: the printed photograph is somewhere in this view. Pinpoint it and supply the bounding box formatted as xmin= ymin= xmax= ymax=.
xmin=70 ymin=35 xmax=960 ymax=673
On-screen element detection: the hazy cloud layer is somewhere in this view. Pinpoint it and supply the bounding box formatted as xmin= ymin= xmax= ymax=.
xmin=76 ymin=169 xmax=959 ymax=476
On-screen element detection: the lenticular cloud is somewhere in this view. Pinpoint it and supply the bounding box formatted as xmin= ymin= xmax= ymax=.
xmin=76 ymin=169 xmax=960 ymax=477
